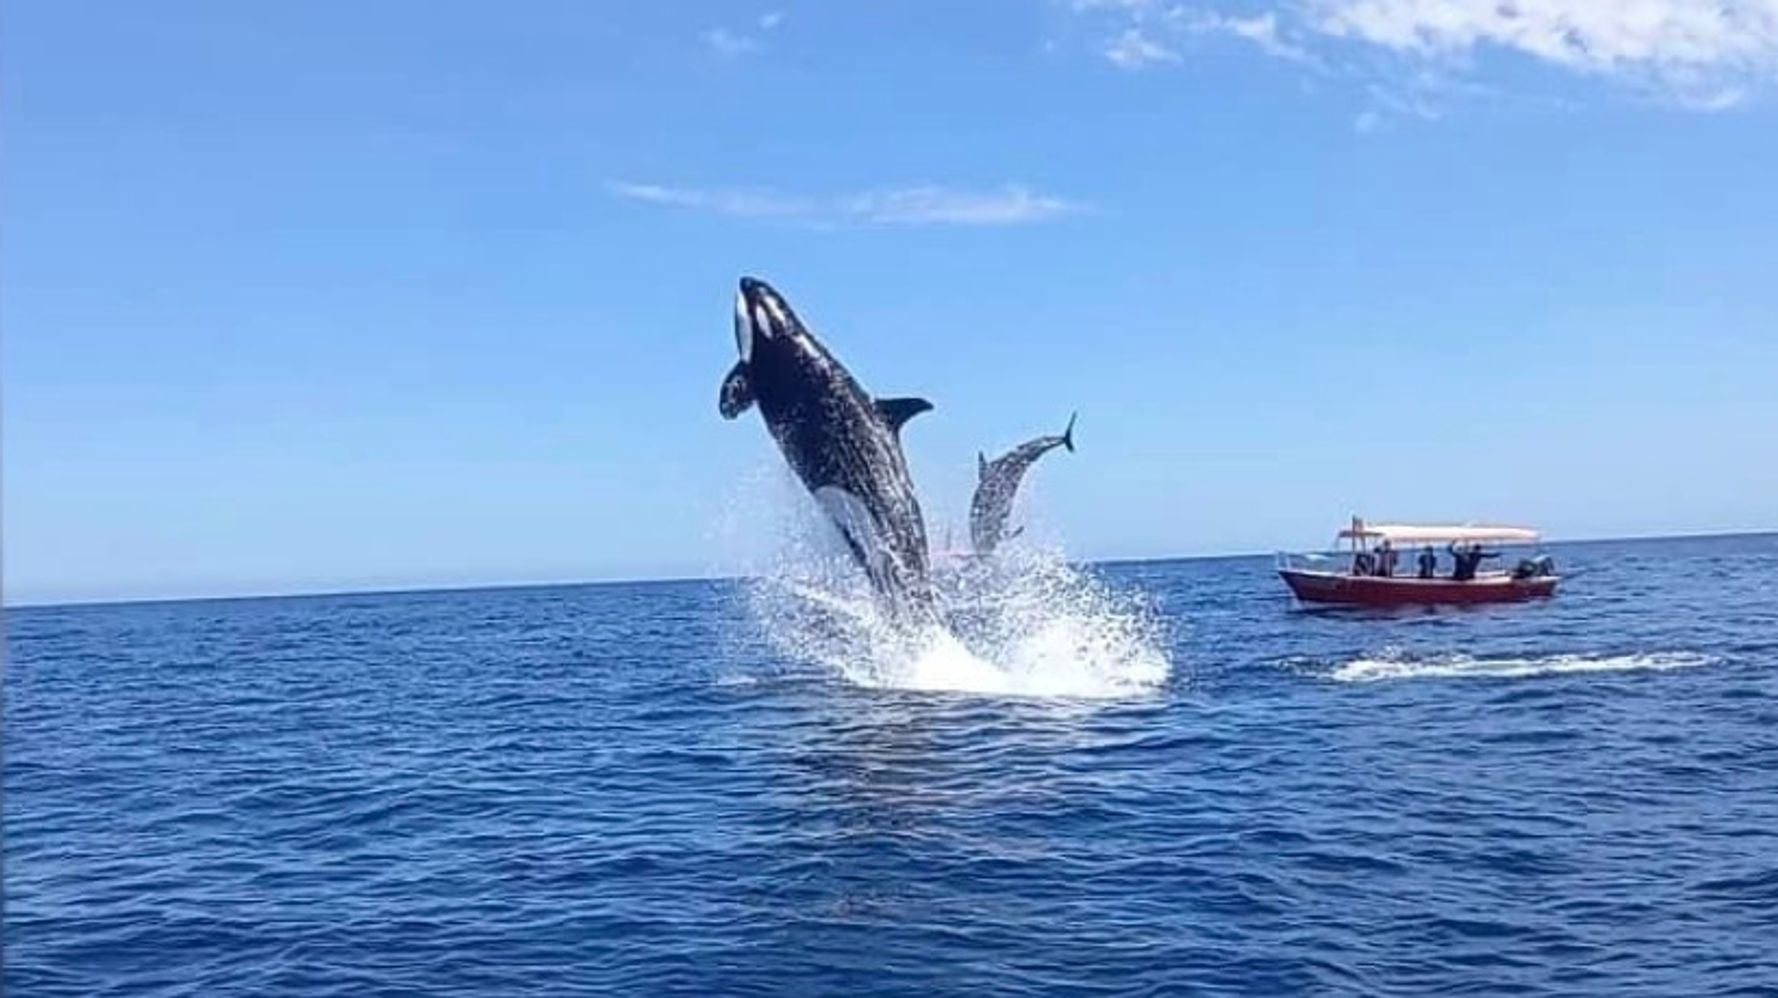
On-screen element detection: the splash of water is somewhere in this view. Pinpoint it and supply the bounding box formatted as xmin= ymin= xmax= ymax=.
xmin=1331 ymin=650 xmax=1714 ymax=684
xmin=729 ymin=482 xmax=1171 ymax=698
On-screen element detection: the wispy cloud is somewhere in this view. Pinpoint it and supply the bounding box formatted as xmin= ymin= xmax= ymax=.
xmin=1186 ymin=11 xmax=1317 ymax=66
xmin=1314 ymin=0 xmax=1778 ymax=107
xmin=1067 ymin=1 xmax=1778 ymax=114
xmin=1105 ymin=27 xmax=1180 ymax=68
xmin=608 ymin=182 xmax=810 ymax=219
xmin=701 ymin=9 xmax=787 ymax=58
xmin=608 ymin=181 xmax=1083 ymax=226
xmin=701 ymin=27 xmax=759 ymax=57
xmin=1081 ymin=3 xmax=1316 ymax=70
xmin=844 ymin=185 xmax=1080 ymax=225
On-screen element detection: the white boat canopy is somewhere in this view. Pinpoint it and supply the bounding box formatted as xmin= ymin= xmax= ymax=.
xmin=1337 ymin=522 xmax=1541 ymax=545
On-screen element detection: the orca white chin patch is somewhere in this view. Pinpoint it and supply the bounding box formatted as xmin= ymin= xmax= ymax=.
xmin=733 ymin=290 xmax=753 ymax=362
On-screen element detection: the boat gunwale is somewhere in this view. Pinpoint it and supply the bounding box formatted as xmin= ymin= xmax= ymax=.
xmin=1276 ymin=566 xmax=1559 ymax=605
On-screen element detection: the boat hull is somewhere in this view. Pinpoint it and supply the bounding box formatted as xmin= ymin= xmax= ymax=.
xmin=1279 ymin=569 xmax=1558 ymax=606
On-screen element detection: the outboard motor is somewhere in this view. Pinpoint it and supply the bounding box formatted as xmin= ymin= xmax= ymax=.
xmin=1513 ymin=555 xmax=1556 ymax=579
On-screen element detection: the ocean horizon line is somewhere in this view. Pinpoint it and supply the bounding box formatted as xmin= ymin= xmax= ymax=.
xmin=6 ymin=528 xmax=1772 ymax=612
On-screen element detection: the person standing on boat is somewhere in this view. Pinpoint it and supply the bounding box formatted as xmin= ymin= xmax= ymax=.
xmin=1417 ymin=545 xmax=1437 ymax=579
xmin=1449 ymin=541 xmax=1474 ymax=580
xmin=1449 ymin=541 xmax=1499 ymax=581
xmin=1376 ymin=539 xmax=1399 ymax=578
xmin=1352 ymin=550 xmax=1376 ymax=576
xmin=1475 ymin=545 xmax=1501 ymax=574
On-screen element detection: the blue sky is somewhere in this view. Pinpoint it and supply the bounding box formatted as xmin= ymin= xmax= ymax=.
xmin=5 ymin=1 xmax=1776 ymax=603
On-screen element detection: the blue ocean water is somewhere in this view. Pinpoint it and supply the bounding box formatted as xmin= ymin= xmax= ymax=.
xmin=6 ymin=533 xmax=1777 ymax=996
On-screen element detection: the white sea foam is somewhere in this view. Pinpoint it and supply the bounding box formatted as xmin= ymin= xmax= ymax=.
xmin=730 ymin=480 xmax=1170 ymax=699
xmin=1330 ymin=651 xmax=1714 ymax=684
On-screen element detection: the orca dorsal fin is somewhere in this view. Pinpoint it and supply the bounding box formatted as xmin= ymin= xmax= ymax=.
xmin=875 ymin=396 xmax=933 ymax=433
xmin=719 ymin=361 xmax=754 ymax=419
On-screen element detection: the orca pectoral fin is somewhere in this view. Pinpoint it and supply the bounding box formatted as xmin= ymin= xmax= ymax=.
xmin=834 ymin=525 xmax=871 ymax=573
xmin=719 ymin=362 xmax=755 ymax=419
xmin=813 ymin=485 xmax=886 ymax=579
xmin=875 ymin=396 xmax=933 ymax=433
xmin=977 ymin=451 xmax=988 ymax=479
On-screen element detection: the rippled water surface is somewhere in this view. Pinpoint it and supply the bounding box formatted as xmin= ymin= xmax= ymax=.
xmin=7 ymin=534 xmax=1778 ymax=995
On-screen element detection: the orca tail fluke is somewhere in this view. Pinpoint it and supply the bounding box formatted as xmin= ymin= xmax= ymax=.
xmin=1061 ymin=411 xmax=1077 ymax=453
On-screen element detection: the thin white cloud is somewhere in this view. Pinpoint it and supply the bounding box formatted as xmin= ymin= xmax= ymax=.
xmin=1187 ymin=11 xmax=1317 ymax=65
xmin=607 ymin=182 xmax=811 ymax=219
xmin=1080 ymin=3 xmax=1321 ymax=70
xmin=608 ymin=181 xmax=1082 ymax=226
xmin=845 ymin=185 xmax=1079 ymax=225
xmin=1105 ymin=27 xmax=1181 ymax=68
xmin=1067 ymin=1 xmax=1778 ymax=111
xmin=701 ymin=27 xmax=760 ymax=57
xmin=703 ymin=9 xmax=786 ymax=57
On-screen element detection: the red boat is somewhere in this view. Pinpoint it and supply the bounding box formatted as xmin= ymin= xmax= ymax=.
xmin=1277 ymin=519 xmax=1559 ymax=606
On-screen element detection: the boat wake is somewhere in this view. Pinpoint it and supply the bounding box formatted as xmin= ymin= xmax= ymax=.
xmin=736 ymin=507 xmax=1170 ymax=699
xmin=1330 ymin=650 xmax=1715 ymax=684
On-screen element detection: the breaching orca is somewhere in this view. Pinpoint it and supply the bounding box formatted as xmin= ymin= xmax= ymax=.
xmin=719 ymin=277 xmax=937 ymax=621
xmin=969 ymin=413 xmax=1076 ymax=556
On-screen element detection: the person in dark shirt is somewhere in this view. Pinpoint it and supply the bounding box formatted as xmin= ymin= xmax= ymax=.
xmin=1376 ymin=539 xmax=1399 ymax=578
xmin=1449 ymin=541 xmax=1480 ymax=581
xmin=1449 ymin=542 xmax=1500 ymax=581
xmin=1417 ymin=545 xmax=1437 ymax=579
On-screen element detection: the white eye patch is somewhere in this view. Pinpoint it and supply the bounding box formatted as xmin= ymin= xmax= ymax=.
xmin=733 ymin=289 xmax=752 ymax=362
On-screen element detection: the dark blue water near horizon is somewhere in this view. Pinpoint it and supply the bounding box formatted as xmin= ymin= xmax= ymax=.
xmin=7 ymin=534 xmax=1778 ymax=996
